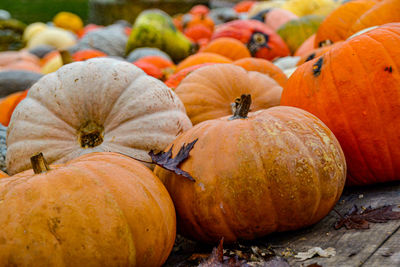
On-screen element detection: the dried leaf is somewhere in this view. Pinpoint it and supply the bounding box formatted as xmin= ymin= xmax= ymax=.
xmin=334 ymin=205 xmax=400 ymax=230
xmin=306 ymin=264 xmax=323 ymax=267
xmin=149 ymin=138 xmax=198 ymax=181
xmin=294 ymin=247 xmax=336 ymax=261
xmin=198 ymin=238 xmax=247 ymax=267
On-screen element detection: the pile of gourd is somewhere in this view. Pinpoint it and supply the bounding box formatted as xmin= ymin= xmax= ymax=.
xmin=0 ymin=0 xmax=399 ymax=265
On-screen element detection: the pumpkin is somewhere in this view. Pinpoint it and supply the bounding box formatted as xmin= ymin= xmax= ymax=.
xmin=72 ymin=49 xmax=107 ymax=61
xmin=233 ymin=57 xmax=288 ymax=88
xmin=251 ymin=8 xmax=298 ymax=32
xmin=296 ymin=41 xmax=343 ymax=66
xmin=190 ymin=5 xmax=210 ymax=15
xmin=22 ymin=22 xmax=48 ymax=42
xmin=175 ymin=52 xmax=232 ymax=73
xmin=164 ymin=63 xmax=216 ymax=89
xmin=277 ymin=15 xmax=325 ymax=54
xmin=126 ymin=47 xmax=172 ymax=62
xmin=133 ymin=60 xmax=163 ymax=80
xmin=314 ymin=0 xmax=378 ymax=46
xmin=175 ymin=64 xmax=282 ymax=125
xmin=200 ymin=37 xmax=251 ymax=61
xmin=211 ymin=20 xmax=290 ymax=60
xmin=6 ymin=58 xmax=192 ymax=175
xmin=0 ymin=124 xmax=6 ymax=172
xmin=133 ymin=56 xmax=175 ymax=80
xmin=184 ymin=24 xmax=213 ymax=42
xmin=27 ymin=27 xmax=77 ymax=50
xmin=184 ymin=14 xmax=214 ymax=32
xmin=78 ymin=25 xmax=128 ymax=57
xmin=0 ymin=19 xmax=26 ymax=51
xmin=281 ymin=23 xmax=400 ymax=185
xmin=28 ymin=44 xmax=56 ymax=59
xmin=294 ymin=34 xmax=316 ymax=57
xmin=0 ymin=90 xmax=28 ymax=127
xmin=0 ymin=152 xmax=176 ymax=266
xmin=77 ymin=24 xmax=103 ymax=39
xmin=0 ymin=70 xmax=42 ymax=97
xmin=282 ymin=0 xmax=339 ymax=17
xmin=0 ymin=51 xmax=41 ymax=73
xmin=155 ymin=94 xmax=346 ymax=243
xmin=247 ymin=1 xmax=286 ymax=17
xmin=53 ymin=11 xmax=84 ymax=34
xmin=234 ymin=1 xmax=256 ymax=13
xmin=273 ymin=56 xmax=300 ymax=71
xmin=40 ymin=50 xmax=64 ymax=74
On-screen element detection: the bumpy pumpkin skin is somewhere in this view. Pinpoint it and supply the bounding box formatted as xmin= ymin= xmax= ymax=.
xmin=7 ymin=58 xmax=192 ymax=175
xmin=281 ymin=23 xmax=400 ymax=185
xmin=0 ymin=152 xmax=176 ymax=266
xmin=175 ymin=64 xmax=283 ymax=125
xmin=155 ymin=106 xmax=346 ymax=243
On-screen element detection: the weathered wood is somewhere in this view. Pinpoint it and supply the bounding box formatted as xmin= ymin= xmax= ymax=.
xmin=164 ymin=181 xmax=400 ymax=267
xmin=267 ymin=181 xmax=400 ymax=266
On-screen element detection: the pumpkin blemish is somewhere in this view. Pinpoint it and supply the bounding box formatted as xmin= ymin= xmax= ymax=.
xmin=384 ymin=66 xmax=393 ymax=73
xmin=312 ymin=57 xmax=323 ymax=77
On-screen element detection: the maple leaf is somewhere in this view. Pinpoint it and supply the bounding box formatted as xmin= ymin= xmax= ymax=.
xmin=149 ymin=138 xmax=198 ymax=182
xmin=334 ymin=205 xmax=400 ymax=230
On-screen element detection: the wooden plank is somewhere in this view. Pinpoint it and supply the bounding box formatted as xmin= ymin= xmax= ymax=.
xmin=266 ymin=181 xmax=400 ymax=267
xmin=362 ymin=225 xmax=400 ymax=266
xmin=164 ymin=181 xmax=400 ymax=267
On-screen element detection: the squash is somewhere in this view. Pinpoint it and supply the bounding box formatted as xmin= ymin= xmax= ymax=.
xmin=0 ymin=90 xmax=28 ymax=127
xmin=250 ymin=8 xmax=298 ymax=32
xmin=282 ymin=0 xmax=339 ymax=17
xmin=211 ymin=20 xmax=290 ymax=60
xmin=0 ymin=152 xmax=176 ymax=266
xmin=0 ymin=70 xmax=42 ymax=97
xmin=78 ymin=25 xmax=128 ymax=57
xmin=126 ymin=47 xmax=172 ymax=62
xmin=155 ymin=95 xmax=346 ymax=243
xmin=184 ymin=24 xmax=213 ymax=42
xmin=209 ymin=7 xmax=239 ymax=25
xmin=0 ymin=51 xmax=41 ymax=73
xmin=28 ymin=44 xmax=56 ymax=59
xmin=175 ymin=52 xmax=232 ymax=73
xmin=0 ymin=19 xmax=26 ymax=51
xmin=23 ymin=22 xmax=48 ymax=42
xmin=294 ymin=34 xmax=316 ymax=57
xmin=53 ymin=11 xmax=84 ymax=34
xmin=164 ymin=63 xmax=216 ymax=89
xmin=233 ymin=57 xmax=288 ymax=88
xmin=72 ymin=49 xmax=107 ymax=61
xmin=27 ymin=27 xmax=77 ymax=50
xmin=7 ymin=58 xmax=192 ymax=175
xmin=281 ymin=23 xmax=400 ymax=185
xmin=0 ymin=124 xmax=6 ymax=173
xmin=277 ymin=15 xmax=325 ymax=54
xmin=200 ymin=37 xmax=251 ymax=60
xmin=175 ymin=64 xmax=282 ymax=125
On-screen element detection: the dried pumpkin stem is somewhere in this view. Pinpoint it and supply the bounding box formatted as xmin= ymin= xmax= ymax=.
xmin=59 ymin=50 xmax=73 ymax=65
xmin=230 ymin=94 xmax=252 ymax=120
xmin=31 ymin=152 xmax=50 ymax=174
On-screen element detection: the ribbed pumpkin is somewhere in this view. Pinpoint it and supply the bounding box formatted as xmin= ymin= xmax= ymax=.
xmin=0 ymin=90 xmax=28 ymax=126
xmin=7 ymin=58 xmax=192 ymax=175
xmin=155 ymin=95 xmax=346 ymax=243
xmin=281 ymin=23 xmax=400 ymax=185
xmin=233 ymin=57 xmax=288 ymax=88
xmin=175 ymin=64 xmax=282 ymax=125
xmin=277 ymin=15 xmax=325 ymax=54
xmin=53 ymin=11 xmax=84 ymax=34
xmin=314 ymin=0 xmax=378 ymax=46
xmin=0 ymin=152 xmax=176 ymax=266
xmin=296 ymin=41 xmax=343 ymax=66
xmin=200 ymin=37 xmax=251 ymax=60
xmin=175 ymin=52 xmax=232 ymax=73
xmin=211 ymin=20 xmax=290 ymax=60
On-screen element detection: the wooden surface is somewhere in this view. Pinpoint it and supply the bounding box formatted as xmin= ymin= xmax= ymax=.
xmin=165 ymin=181 xmax=400 ymax=267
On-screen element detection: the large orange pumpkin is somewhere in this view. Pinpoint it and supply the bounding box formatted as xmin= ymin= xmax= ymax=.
xmin=0 ymin=152 xmax=176 ymax=266
xmin=296 ymin=41 xmax=343 ymax=66
xmin=281 ymin=23 xmax=400 ymax=185
xmin=200 ymin=37 xmax=251 ymax=60
xmin=155 ymin=95 xmax=346 ymax=243
xmin=0 ymin=90 xmax=28 ymax=126
xmin=6 ymin=58 xmax=192 ymax=175
xmin=175 ymin=52 xmax=232 ymax=73
xmin=233 ymin=57 xmax=288 ymax=88
xmin=314 ymin=0 xmax=378 ymax=46
xmin=175 ymin=64 xmax=283 ymax=125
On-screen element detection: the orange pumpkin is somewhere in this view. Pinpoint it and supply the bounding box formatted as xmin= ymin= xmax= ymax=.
xmin=175 ymin=64 xmax=283 ymax=125
xmin=72 ymin=49 xmax=107 ymax=61
xmin=0 ymin=152 xmax=176 ymax=266
xmin=234 ymin=1 xmax=256 ymax=13
xmin=185 ymin=14 xmax=214 ymax=32
xmin=155 ymin=95 xmax=346 ymax=243
xmin=281 ymin=23 xmax=400 ymax=185
xmin=189 ymin=5 xmax=210 ymax=16
xmin=201 ymin=37 xmax=251 ymax=60
xmin=296 ymin=41 xmax=343 ymax=66
xmin=233 ymin=57 xmax=288 ymax=88
xmin=0 ymin=170 xmax=7 ymax=178
xmin=0 ymin=51 xmax=41 ymax=73
xmin=0 ymin=90 xmax=28 ymax=126
xmin=164 ymin=63 xmax=216 ymax=89
xmin=175 ymin=52 xmax=232 ymax=72
xmin=184 ymin=24 xmax=213 ymax=42
xmin=314 ymin=0 xmax=378 ymax=46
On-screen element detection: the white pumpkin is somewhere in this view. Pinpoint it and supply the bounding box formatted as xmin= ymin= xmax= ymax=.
xmin=27 ymin=27 xmax=76 ymax=50
xmin=7 ymin=58 xmax=192 ymax=174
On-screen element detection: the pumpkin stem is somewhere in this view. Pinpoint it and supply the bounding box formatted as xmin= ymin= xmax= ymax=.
xmin=230 ymin=94 xmax=251 ymax=120
xmin=78 ymin=121 xmax=104 ymax=148
xmin=31 ymin=152 xmax=50 ymax=174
